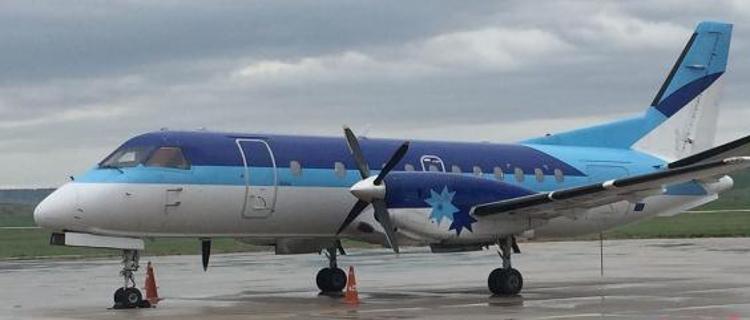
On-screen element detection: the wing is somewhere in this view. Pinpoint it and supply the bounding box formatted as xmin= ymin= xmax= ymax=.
xmin=473 ymin=157 xmax=750 ymax=219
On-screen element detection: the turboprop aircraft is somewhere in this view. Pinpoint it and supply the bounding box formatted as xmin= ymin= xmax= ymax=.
xmin=34 ymin=21 xmax=749 ymax=308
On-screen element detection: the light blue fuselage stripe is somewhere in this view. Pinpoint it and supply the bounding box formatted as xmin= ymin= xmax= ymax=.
xmin=76 ymin=165 xmax=595 ymax=192
xmin=76 ymin=165 xmax=705 ymax=195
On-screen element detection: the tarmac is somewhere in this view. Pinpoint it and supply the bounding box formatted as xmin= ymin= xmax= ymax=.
xmin=2 ymin=237 xmax=750 ymax=319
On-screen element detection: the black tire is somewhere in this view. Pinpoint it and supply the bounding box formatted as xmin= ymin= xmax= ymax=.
xmin=488 ymin=268 xmax=523 ymax=296
xmin=316 ymin=268 xmax=332 ymax=292
xmin=501 ymin=268 xmax=523 ymax=295
xmin=123 ymin=287 xmax=143 ymax=308
xmin=329 ymin=268 xmax=347 ymax=292
xmin=316 ymin=267 xmax=347 ymax=292
xmin=113 ymin=287 xmax=126 ymax=304
xmin=487 ymin=268 xmax=506 ymax=295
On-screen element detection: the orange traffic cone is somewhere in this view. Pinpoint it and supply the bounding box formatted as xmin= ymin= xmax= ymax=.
xmin=144 ymin=261 xmax=161 ymax=306
xmin=344 ymin=266 xmax=359 ymax=305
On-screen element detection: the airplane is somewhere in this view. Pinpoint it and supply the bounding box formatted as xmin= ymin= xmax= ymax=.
xmin=33 ymin=21 xmax=749 ymax=308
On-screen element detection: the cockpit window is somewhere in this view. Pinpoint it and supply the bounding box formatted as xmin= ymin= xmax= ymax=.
xmin=145 ymin=147 xmax=190 ymax=170
xmin=99 ymin=146 xmax=154 ymax=168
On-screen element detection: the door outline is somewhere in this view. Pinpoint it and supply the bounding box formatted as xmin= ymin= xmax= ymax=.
xmin=236 ymin=139 xmax=278 ymax=218
xmin=164 ymin=187 xmax=183 ymax=215
xmin=420 ymin=155 xmax=446 ymax=172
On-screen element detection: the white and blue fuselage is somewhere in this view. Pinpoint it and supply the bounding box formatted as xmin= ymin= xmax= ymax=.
xmin=34 ymin=130 xmax=729 ymax=247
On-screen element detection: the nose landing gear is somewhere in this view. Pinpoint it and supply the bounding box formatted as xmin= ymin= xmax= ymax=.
xmin=487 ymin=236 xmax=523 ymax=296
xmin=316 ymin=246 xmax=347 ymax=294
xmin=113 ymin=250 xmax=151 ymax=309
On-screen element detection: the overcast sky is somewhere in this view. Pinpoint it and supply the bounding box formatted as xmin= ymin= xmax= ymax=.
xmin=2 ymin=0 xmax=750 ymax=187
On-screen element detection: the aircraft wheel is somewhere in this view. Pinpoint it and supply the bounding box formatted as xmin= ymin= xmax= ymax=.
xmin=488 ymin=268 xmax=523 ymax=295
xmin=123 ymin=287 xmax=143 ymax=308
xmin=113 ymin=287 xmax=126 ymax=305
xmin=114 ymin=287 xmax=143 ymax=309
xmin=316 ymin=267 xmax=347 ymax=292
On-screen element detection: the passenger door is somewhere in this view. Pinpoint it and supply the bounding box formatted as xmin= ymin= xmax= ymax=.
xmin=420 ymin=155 xmax=446 ymax=172
xmin=236 ymin=139 xmax=278 ymax=218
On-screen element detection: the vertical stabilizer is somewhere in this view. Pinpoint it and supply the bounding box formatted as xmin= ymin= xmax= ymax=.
xmin=524 ymin=21 xmax=732 ymax=151
xmin=633 ymin=77 xmax=723 ymax=160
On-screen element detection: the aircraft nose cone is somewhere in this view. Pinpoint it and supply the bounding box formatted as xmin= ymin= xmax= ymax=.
xmin=34 ymin=184 xmax=78 ymax=230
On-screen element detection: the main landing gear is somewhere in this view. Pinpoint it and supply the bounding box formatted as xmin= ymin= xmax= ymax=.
xmin=487 ymin=236 xmax=523 ymax=296
xmin=316 ymin=246 xmax=347 ymax=294
xmin=113 ymin=250 xmax=150 ymax=309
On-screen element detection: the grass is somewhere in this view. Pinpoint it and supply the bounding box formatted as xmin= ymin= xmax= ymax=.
xmin=0 ymin=203 xmax=35 ymax=227
xmin=605 ymin=211 xmax=750 ymax=239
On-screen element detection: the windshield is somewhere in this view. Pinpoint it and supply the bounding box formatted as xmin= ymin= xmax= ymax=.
xmin=99 ymin=146 xmax=155 ymax=168
xmin=145 ymin=147 xmax=190 ymax=170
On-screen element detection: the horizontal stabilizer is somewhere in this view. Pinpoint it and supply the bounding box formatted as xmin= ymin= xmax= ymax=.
xmin=473 ymin=157 xmax=750 ymax=219
xmin=669 ymin=135 xmax=750 ymax=168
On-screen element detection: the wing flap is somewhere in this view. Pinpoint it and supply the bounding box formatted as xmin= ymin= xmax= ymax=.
xmin=473 ymin=157 xmax=750 ymax=219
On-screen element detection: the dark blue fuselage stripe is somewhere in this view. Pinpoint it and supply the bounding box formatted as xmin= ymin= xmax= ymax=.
xmin=119 ymin=131 xmax=586 ymax=176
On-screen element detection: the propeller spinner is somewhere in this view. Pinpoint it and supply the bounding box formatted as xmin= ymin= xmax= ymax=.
xmin=336 ymin=126 xmax=409 ymax=253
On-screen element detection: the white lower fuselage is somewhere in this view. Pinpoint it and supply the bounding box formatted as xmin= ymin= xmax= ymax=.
xmin=38 ymin=177 xmax=732 ymax=246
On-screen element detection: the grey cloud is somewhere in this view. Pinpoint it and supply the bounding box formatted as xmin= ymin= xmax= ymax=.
xmin=0 ymin=0 xmax=504 ymax=83
xmin=2 ymin=0 xmax=750 ymax=187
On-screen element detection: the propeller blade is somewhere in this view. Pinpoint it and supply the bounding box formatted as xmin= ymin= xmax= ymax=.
xmin=336 ymin=199 xmax=369 ymax=234
xmin=201 ymin=239 xmax=211 ymax=271
xmin=373 ymin=141 xmax=409 ymax=185
xmin=373 ymin=200 xmax=399 ymax=253
xmin=343 ymin=126 xmax=370 ymax=179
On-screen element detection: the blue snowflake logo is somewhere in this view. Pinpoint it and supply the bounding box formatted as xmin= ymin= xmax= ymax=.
xmin=424 ymin=186 xmax=460 ymax=224
xmin=424 ymin=186 xmax=477 ymax=236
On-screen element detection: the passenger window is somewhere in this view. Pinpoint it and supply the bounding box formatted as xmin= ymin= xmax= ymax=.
xmin=451 ymin=165 xmax=462 ymax=174
xmin=145 ymin=147 xmax=190 ymax=170
xmin=554 ymin=168 xmax=564 ymax=183
xmin=534 ymin=168 xmax=544 ymax=183
xmin=405 ymin=164 xmax=415 ymax=171
xmin=514 ymin=167 xmax=525 ymax=182
xmin=290 ymin=160 xmax=302 ymax=177
xmin=334 ymin=162 xmax=346 ymax=178
xmin=493 ymin=167 xmax=504 ymax=180
xmin=473 ymin=166 xmax=483 ymax=176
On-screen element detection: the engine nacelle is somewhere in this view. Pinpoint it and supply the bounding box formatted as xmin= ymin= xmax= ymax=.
xmin=383 ymin=172 xmax=534 ymax=211
xmin=379 ymin=172 xmax=539 ymax=242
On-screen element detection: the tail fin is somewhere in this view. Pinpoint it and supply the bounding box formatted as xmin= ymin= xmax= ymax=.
xmin=524 ymin=21 xmax=732 ymax=156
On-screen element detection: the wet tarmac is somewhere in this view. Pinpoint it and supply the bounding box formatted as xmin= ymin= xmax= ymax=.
xmin=2 ymin=238 xmax=750 ymax=319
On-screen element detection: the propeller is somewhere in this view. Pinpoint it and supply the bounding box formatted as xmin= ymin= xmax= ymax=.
xmin=336 ymin=126 xmax=409 ymax=253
